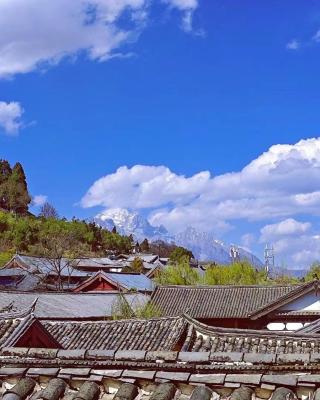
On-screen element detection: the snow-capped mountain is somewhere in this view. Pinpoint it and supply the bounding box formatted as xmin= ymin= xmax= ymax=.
xmin=175 ymin=227 xmax=263 ymax=267
xmin=94 ymin=208 xmax=174 ymax=242
xmin=94 ymin=208 xmax=263 ymax=266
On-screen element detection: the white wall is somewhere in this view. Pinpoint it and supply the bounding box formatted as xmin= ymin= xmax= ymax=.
xmin=279 ymin=291 xmax=320 ymax=311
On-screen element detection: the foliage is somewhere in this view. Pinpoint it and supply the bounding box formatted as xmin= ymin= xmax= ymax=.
xmin=0 ymin=251 xmax=13 ymax=267
xmin=271 ymin=273 xmax=300 ymax=285
xmin=149 ymin=240 xmax=193 ymax=259
xmin=111 ymin=293 xmax=135 ymax=320
xmin=39 ymin=202 xmax=59 ymax=219
xmin=140 ymin=238 xmax=150 ymax=252
xmin=202 ymin=261 xmax=269 ymax=285
xmin=135 ymin=301 xmax=162 ymax=319
xmin=155 ymin=256 xmax=199 ymax=285
xmin=124 ymin=257 xmax=144 ymax=273
xmin=155 ymin=259 xmax=281 ymax=286
xmin=0 ymin=160 xmax=31 ymax=215
xmin=304 ymin=262 xmax=320 ymax=282
xmin=0 ymin=210 xmax=133 ymax=257
xmin=111 ymin=294 xmax=162 ymax=320
xmin=169 ymin=246 xmax=194 ymax=264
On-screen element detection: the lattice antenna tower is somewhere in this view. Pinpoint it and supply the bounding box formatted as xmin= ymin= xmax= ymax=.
xmin=264 ymin=243 xmax=275 ymax=275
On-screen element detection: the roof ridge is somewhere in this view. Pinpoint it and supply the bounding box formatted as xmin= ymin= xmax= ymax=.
xmin=42 ymin=315 xmax=182 ymax=325
xmin=156 ymin=284 xmax=301 ymax=289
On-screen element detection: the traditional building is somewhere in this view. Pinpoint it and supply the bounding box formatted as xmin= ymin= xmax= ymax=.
xmin=0 ymin=291 xmax=149 ymax=320
xmin=2 ymin=255 xmax=155 ymax=291
xmin=73 ymin=271 xmax=154 ymax=294
xmin=3 ymin=254 xmax=91 ymax=290
xmin=1 ymin=312 xmax=320 ymax=400
xmin=151 ymin=281 xmax=320 ymax=330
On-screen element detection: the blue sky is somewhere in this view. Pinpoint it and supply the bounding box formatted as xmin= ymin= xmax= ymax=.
xmin=1 ymin=0 xmax=320 ymax=267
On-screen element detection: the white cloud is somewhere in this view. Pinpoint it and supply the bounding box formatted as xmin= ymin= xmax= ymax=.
xmin=271 ymin=235 xmax=320 ymax=268
xmin=81 ymin=137 xmax=320 ymax=234
xmin=33 ymin=195 xmax=48 ymax=207
xmin=260 ymin=218 xmax=311 ymax=242
xmin=163 ymin=0 xmax=198 ymax=32
xmin=0 ymin=0 xmax=200 ymax=78
xmin=286 ymin=39 xmax=300 ymax=50
xmin=81 ymin=165 xmax=210 ymax=209
xmin=0 ymin=101 xmax=24 ymax=135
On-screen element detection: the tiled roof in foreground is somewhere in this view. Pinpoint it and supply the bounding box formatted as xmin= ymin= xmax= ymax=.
xmin=1 ymin=345 xmax=320 ymax=400
xmin=42 ymin=316 xmax=187 ymax=350
xmin=185 ymin=314 xmax=320 ymax=354
xmin=151 ymin=284 xmax=297 ymax=318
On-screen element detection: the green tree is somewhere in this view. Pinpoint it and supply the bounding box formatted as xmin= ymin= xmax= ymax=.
xmin=155 ymin=256 xmax=199 ymax=285
xmin=140 ymin=238 xmax=150 ymax=252
xmin=112 ymin=294 xmax=162 ymax=320
xmin=7 ymin=163 xmax=31 ymax=214
xmin=0 ymin=160 xmax=12 ymax=210
xmin=39 ymin=202 xmax=59 ymax=219
xmin=202 ymin=261 xmax=268 ymax=285
xmin=128 ymin=257 xmax=144 ymax=273
xmin=169 ymin=246 xmax=194 ymax=264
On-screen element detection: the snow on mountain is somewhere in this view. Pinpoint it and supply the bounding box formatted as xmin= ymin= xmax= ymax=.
xmin=94 ymin=208 xmax=263 ymax=266
xmin=175 ymin=227 xmax=263 ymax=267
xmin=175 ymin=228 xmax=231 ymax=264
xmin=94 ymin=208 xmax=174 ymax=242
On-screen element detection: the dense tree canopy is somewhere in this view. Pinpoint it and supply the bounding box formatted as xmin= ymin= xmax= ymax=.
xmin=169 ymin=246 xmax=194 ymax=264
xmin=0 ymin=210 xmax=134 ymax=265
xmin=155 ymin=259 xmax=300 ymax=286
xmin=0 ymin=160 xmax=31 ymax=214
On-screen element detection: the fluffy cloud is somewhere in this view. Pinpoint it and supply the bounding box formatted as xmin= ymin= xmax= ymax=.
xmin=0 ymin=101 xmax=24 ymax=135
xmin=260 ymin=218 xmax=311 ymax=242
xmin=271 ymin=235 xmax=320 ymax=268
xmin=81 ymin=138 xmax=320 ymax=234
xmin=0 ymin=0 xmax=199 ymax=78
xmin=33 ymin=195 xmax=48 ymax=207
xmin=81 ymin=165 xmax=210 ymax=209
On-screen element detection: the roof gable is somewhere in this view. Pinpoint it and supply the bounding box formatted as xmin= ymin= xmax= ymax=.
xmin=249 ymin=281 xmax=320 ymax=320
xmin=73 ymin=271 xmax=154 ymax=293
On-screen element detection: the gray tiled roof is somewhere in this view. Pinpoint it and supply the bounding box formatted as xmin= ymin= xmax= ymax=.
xmin=151 ymin=285 xmax=298 ymax=318
xmin=0 ymin=291 xmax=149 ymax=319
xmin=13 ymin=255 xmax=91 ymax=277
xmin=127 ymin=254 xmax=159 ymax=263
xmin=0 ymin=268 xmax=26 ymax=277
xmin=103 ymin=272 xmax=154 ymax=291
xmin=42 ymin=316 xmax=186 ymax=350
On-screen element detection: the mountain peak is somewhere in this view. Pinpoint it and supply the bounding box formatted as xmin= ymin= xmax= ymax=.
xmin=94 ymin=208 xmax=173 ymax=242
xmin=94 ymin=208 xmax=263 ymax=266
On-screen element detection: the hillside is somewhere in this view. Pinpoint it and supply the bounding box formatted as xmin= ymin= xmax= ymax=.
xmin=0 ymin=210 xmax=134 ymax=266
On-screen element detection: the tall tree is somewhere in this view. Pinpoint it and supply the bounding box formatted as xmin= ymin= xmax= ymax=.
xmin=39 ymin=202 xmax=59 ymax=219
xmin=140 ymin=238 xmax=150 ymax=252
xmin=0 ymin=160 xmax=12 ymax=210
xmin=7 ymin=163 xmax=31 ymax=214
